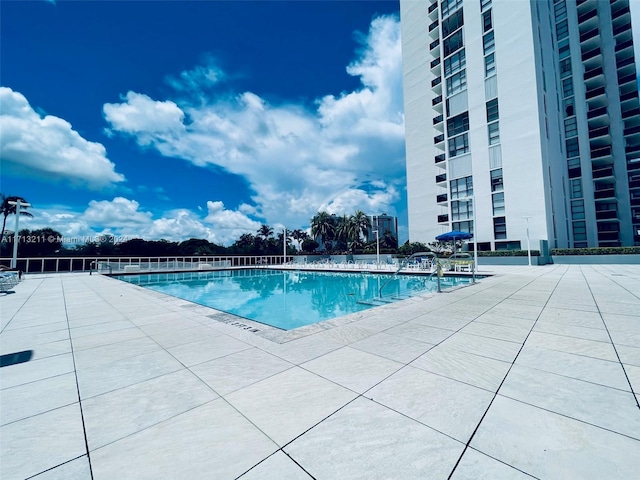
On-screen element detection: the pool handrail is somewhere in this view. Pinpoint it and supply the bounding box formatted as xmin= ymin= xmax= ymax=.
xmin=378 ymin=252 xmax=441 ymax=298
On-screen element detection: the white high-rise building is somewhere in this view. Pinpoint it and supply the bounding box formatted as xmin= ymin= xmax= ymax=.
xmin=400 ymin=0 xmax=640 ymax=251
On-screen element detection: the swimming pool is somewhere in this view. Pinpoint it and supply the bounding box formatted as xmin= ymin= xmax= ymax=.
xmin=118 ymin=269 xmax=475 ymax=330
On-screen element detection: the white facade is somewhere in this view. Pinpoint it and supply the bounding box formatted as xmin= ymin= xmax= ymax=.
xmin=401 ymin=0 xmax=640 ymax=250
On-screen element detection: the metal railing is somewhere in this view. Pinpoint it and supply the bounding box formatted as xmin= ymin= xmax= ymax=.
xmin=0 ymin=256 xmax=292 ymax=274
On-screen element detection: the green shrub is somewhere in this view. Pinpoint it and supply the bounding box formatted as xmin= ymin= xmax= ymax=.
xmin=551 ymin=247 xmax=640 ymax=256
xmin=476 ymin=250 xmax=540 ymax=257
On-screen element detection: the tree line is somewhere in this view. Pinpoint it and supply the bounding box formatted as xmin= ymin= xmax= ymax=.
xmin=2 ymin=195 xmax=434 ymax=257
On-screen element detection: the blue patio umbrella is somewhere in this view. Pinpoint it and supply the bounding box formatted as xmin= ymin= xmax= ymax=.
xmin=435 ymin=230 xmax=473 ymax=242
xmin=436 ymin=230 xmax=473 ymax=254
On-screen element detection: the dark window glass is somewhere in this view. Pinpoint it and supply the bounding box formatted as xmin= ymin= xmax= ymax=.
xmin=486 ymin=99 xmax=499 ymax=122
xmin=443 ymin=10 xmax=464 ymax=38
xmin=490 ymin=168 xmax=503 ymax=192
xmin=493 ymin=216 xmax=507 ymax=239
xmin=483 ymin=10 xmax=492 ymax=33
xmin=444 ymin=30 xmax=464 ymax=57
xmin=447 ymin=112 xmax=470 ymax=136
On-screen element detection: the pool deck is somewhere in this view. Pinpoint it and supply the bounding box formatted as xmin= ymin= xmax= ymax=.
xmin=1 ymin=264 xmax=639 ymax=479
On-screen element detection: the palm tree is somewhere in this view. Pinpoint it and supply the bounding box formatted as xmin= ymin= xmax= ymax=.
xmin=353 ymin=210 xmax=372 ymax=241
xmin=310 ymin=211 xmax=335 ymax=251
xmin=1 ymin=195 xmax=33 ymax=241
xmin=290 ymin=229 xmax=307 ymax=250
xmin=257 ymin=224 xmax=274 ymax=239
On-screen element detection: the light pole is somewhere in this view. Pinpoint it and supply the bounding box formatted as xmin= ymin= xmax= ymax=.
xmin=457 ymin=195 xmax=478 ymax=274
xmin=523 ymin=216 xmax=532 ymax=266
xmin=374 ymin=216 xmax=380 ymax=266
xmin=8 ymin=200 xmax=31 ymax=269
xmin=283 ymin=227 xmax=287 ymax=265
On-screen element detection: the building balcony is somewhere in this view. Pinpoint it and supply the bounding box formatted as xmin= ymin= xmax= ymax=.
xmin=428 ymin=1 xmax=438 ymax=15
xmin=624 ymin=125 xmax=640 ymax=136
xmin=436 ymin=194 xmax=448 ymax=203
xmin=435 ymin=173 xmax=447 ymax=183
xmin=580 ymin=28 xmax=599 ymax=43
xmin=611 ymin=4 xmax=630 ymax=21
xmin=437 ymin=214 xmax=449 ymax=223
xmin=592 ymin=165 xmax=614 ymax=179
xmin=429 ymin=20 xmax=439 ymax=32
xmin=620 ymin=90 xmax=639 ymax=104
xmin=577 ymin=8 xmax=598 ymax=28
xmin=584 ymin=66 xmax=604 ymax=82
xmin=597 ymin=231 xmax=620 ymax=242
xmin=434 ymin=134 xmax=445 ymax=144
xmin=431 ymin=76 xmax=442 ymax=88
xmin=588 ymin=125 xmax=610 ymax=140
xmin=591 ymin=145 xmax=612 ymax=159
xmin=585 ymin=86 xmax=606 ymax=100
xmin=432 ymin=95 xmax=443 ymax=107
xmin=430 ymin=58 xmax=441 ymax=69
xmin=617 ymin=56 xmax=635 ymax=70
xmin=587 ymin=105 xmax=608 ymax=120
xmin=629 ymin=178 xmax=640 ymax=189
xmin=596 ymin=210 xmax=619 ymax=220
xmin=622 ymin=107 xmax=640 ymax=120
xmin=430 ymin=38 xmax=440 ymax=51
xmin=613 ymin=21 xmax=631 ymax=37
xmin=594 ymin=188 xmax=615 ymax=199
xmin=435 ymin=153 xmax=446 ymax=164
xmin=581 ymin=47 xmax=602 ymax=63
xmin=615 ymin=38 xmax=634 ymax=53
xmin=618 ymin=72 xmax=637 ymax=86
xmin=433 ymin=114 xmax=443 ymax=126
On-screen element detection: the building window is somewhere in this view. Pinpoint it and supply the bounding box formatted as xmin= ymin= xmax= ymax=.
xmin=563 ymin=97 xmax=575 ymax=117
xmin=443 ymin=9 xmax=464 ymax=38
xmin=566 ymin=137 xmax=580 ymax=158
xmin=452 ymin=220 xmax=474 ymax=234
xmin=447 ymin=112 xmax=470 ymax=137
xmin=488 ymin=122 xmax=500 ymax=145
xmin=570 ymin=179 xmax=583 ymax=199
xmin=483 ymin=31 xmax=495 ymax=55
xmin=448 ymin=133 xmax=470 ymax=157
xmin=556 ymin=19 xmax=569 ymax=40
xmin=562 ymin=78 xmax=574 ymax=98
xmin=495 ymin=241 xmax=521 ymax=250
xmin=558 ymin=40 xmax=570 ymax=60
xmin=490 ymin=168 xmax=503 ymax=192
xmin=444 ymin=30 xmax=464 ymax=57
xmin=446 ymin=70 xmax=467 ymax=96
xmin=559 ymin=58 xmax=572 ymax=78
xmin=567 ymin=157 xmax=581 ymax=178
xmin=492 ymin=192 xmax=505 ymax=215
xmin=564 ymin=117 xmax=578 ymax=137
xmin=450 ymin=175 xmax=473 ymax=200
xmin=482 ymin=10 xmax=492 ymax=33
xmin=442 ymin=0 xmax=463 ymax=18
xmin=451 ymin=200 xmax=473 ymax=221
xmin=571 ymin=200 xmax=585 ymax=220
xmin=554 ymin=1 xmax=567 ymax=22
xmin=573 ymin=221 xmax=587 ymax=242
xmin=485 ymin=52 xmax=496 ymax=77
xmin=444 ymin=49 xmax=466 ymax=77
xmin=493 ymin=216 xmax=507 ymax=239
xmin=486 ymin=99 xmax=499 ymax=122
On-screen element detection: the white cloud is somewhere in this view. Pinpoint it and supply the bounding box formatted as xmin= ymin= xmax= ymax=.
xmin=24 ymin=197 xmax=264 ymax=246
xmin=103 ymin=15 xmax=405 ymax=229
xmin=0 ymin=87 xmax=125 ymax=189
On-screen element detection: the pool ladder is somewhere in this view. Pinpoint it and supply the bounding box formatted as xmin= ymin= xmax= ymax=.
xmin=376 ymin=252 xmax=442 ymax=301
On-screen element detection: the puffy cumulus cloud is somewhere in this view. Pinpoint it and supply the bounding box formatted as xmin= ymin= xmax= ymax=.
xmin=103 ymin=91 xmax=185 ymax=146
xmin=83 ymin=197 xmax=153 ymax=227
xmin=28 ymin=197 xmax=265 ymax=246
xmin=0 ymin=87 xmax=125 ymax=189
xmin=104 ymin=15 xmax=405 ymax=228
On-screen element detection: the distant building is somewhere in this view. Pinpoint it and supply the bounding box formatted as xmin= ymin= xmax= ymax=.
xmin=400 ymin=0 xmax=640 ymax=249
xmin=366 ymin=214 xmax=399 ymax=242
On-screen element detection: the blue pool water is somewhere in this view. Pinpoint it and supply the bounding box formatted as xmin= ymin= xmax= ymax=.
xmin=118 ymin=269 xmax=475 ymax=330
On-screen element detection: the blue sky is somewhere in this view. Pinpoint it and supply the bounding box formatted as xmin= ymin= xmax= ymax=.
xmin=1 ymin=0 xmax=405 ymax=245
